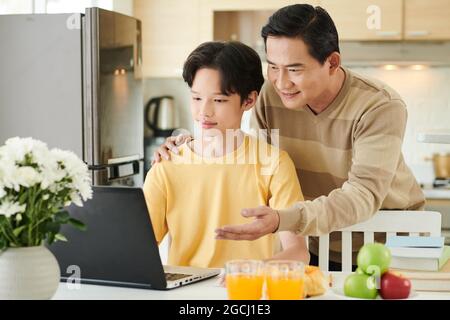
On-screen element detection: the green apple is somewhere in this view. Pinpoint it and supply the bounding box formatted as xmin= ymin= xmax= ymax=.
xmin=357 ymin=243 xmax=391 ymax=275
xmin=344 ymin=274 xmax=378 ymax=299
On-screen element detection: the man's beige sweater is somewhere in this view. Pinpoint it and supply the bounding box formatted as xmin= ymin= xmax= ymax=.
xmin=251 ymin=67 xmax=425 ymax=263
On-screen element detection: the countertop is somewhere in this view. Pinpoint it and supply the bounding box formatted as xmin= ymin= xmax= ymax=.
xmin=52 ymin=272 xmax=450 ymax=300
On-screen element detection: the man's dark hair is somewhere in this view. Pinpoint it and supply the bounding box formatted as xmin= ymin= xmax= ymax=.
xmin=261 ymin=4 xmax=340 ymax=64
xmin=182 ymin=41 xmax=265 ymax=103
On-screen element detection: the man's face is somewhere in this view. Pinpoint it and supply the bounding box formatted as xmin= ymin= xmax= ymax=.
xmin=190 ymin=68 xmax=245 ymax=137
xmin=266 ymin=36 xmax=332 ymax=110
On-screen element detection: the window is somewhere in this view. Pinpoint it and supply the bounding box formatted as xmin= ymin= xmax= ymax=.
xmin=0 ymin=0 xmax=33 ymax=14
xmin=0 ymin=0 xmax=113 ymax=14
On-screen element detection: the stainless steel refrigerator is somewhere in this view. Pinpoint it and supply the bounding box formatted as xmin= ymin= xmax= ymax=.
xmin=0 ymin=8 xmax=144 ymax=187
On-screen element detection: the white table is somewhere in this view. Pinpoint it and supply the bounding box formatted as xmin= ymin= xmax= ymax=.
xmin=53 ymin=273 xmax=450 ymax=300
xmin=53 ymin=277 xmax=227 ymax=300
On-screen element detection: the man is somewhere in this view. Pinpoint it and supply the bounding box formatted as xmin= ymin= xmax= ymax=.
xmin=154 ymin=4 xmax=425 ymax=269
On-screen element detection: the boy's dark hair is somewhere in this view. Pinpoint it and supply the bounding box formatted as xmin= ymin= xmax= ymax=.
xmin=182 ymin=41 xmax=265 ymax=103
xmin=261 ymin=4 xmax=340 ymax=64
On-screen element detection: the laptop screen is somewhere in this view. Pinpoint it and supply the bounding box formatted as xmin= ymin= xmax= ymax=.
xmin=47 ymin=186 xmax=168 ymax=289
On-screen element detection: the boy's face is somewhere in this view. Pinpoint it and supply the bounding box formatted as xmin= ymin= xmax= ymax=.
xmin=266 ymin=36 xmax=333 ymax=110
xmin=190 ymin=68 xmax=248 ymax=137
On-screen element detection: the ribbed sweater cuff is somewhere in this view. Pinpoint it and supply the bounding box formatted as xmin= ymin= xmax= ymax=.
xmin=277 ymin=204 xmax=304 ymax=233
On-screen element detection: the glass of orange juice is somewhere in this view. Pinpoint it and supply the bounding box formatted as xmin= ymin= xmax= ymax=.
xmin=265 ymin=260 xmax=305 ymax=300
xmin=225 ymin=260 xmax=264 ymax=300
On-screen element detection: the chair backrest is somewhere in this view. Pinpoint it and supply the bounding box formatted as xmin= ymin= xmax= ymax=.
xmin=316 ymin=210 xmax=442 ymax=272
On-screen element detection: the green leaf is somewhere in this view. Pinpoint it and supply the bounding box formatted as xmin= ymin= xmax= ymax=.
xmin=46 ymin=232 xmax=55 ymax=245
xmin=19 ymin=230 xmax=28 ymax=245
xmin=54 ymin=233 xmax=67 ymax=242
xmin=12 ymin=225 xmax=26 ymax=237
xmin=18 ymin=192 xmax=28 ymax=205
xmin=68 ymin=218 xmax=86 ymax=231
xmin=40 ymin=221 xmax=60 ymax=234
xmin=0 ymin=237 xmax=7 ymax=251
xmin=54 ymin=211 xmax=70 ymax=223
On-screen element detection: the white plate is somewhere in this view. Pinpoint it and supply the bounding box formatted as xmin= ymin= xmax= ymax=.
xmin=331 ymin=287 xmax=419 ymax=300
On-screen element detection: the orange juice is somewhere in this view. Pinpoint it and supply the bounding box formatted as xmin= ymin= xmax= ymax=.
xmin=226 ymin=274 xmax=264 ymax=300
xmin=265 ymin=261 xmax=305 ymax=300
xmin=266 ymin=276 xmax=305 ymax=300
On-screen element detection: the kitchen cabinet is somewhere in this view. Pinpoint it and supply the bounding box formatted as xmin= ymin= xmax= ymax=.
xmin=134 ymin=0 xmax=450 ymax=77
xmin=199 ymin=0 xmax=316 ymax=11
xmin=135 ymin=0 xmax=317 ymax=77
xmin=199 ymin=0 xmax=318 ymax=43
xmin=319 ymin=0 xmax=403 ymax=41
xmin=133 ymin=0 xmax=201 ymax=77
xmin=404 ymin=0 xmax=450 ymax=40
xmin=321 ymin=0 xmax=450 ymax=41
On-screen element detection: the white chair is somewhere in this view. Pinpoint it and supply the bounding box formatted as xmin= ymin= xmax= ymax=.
xmin=317 ymin=210 xmax=442 ymax=272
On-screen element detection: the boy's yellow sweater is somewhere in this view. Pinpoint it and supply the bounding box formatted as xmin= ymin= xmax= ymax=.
xmin=143 ymin=135 xmax=303 ymax=268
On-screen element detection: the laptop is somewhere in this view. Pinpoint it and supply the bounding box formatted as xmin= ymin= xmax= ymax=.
xmin=48 ymin=186 xmax=221 ymax=290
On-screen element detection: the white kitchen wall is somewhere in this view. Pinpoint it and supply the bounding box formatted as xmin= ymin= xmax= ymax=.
xmin=0 ymin=0 xmax=133 ymax=16
xmin=349 ymin=66 xmax=450 ymax=184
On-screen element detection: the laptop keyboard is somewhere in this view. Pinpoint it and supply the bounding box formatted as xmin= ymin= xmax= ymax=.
xmin=165 ymin=272 xmax=193 ymax=281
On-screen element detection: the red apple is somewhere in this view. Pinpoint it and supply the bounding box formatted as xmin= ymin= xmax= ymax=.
xmin=380 ymin=271 xmax=412 ymax=299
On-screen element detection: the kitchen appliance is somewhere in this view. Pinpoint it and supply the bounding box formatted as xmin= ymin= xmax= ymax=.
xmin=0 ymin=8 xmax=144 ymax=186
xmin=424 ymin=194 xmax=450 ymax=245
xmin=145 ymin=96 xmax=179 ymax=138
xmin=143 ymin=95 xmax=179 ymax=172
xmin=430 ymin=153 xmax=450 ymax=180
xmin=340 ymin=41 xmax=450 ymax=67
xmin=423 ymin=155 xmax=450 ymax=245
xmin=433 ymin=178 xmax=450 ymax=189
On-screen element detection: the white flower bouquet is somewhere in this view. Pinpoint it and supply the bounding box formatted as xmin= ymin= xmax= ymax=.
xmin=0 ymin=137 xmax=92 ymax=250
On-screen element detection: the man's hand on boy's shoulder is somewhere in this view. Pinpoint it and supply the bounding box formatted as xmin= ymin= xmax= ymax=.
xmin=151 ymin=134 xmax=192 ymax=165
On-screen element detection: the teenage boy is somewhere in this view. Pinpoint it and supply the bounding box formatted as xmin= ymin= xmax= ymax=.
xmin=143 ymin=41 xmax=310 ymax=268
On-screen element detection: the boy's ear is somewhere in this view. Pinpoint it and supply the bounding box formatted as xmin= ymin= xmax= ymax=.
xmin=242 ymin=91 xmax=258 ymax=111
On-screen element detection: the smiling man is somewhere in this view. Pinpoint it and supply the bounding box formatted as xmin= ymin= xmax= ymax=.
xmin=213 ymin=4 xmax=425 ymax=269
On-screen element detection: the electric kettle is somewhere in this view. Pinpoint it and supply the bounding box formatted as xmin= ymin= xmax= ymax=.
xmin=144 ymin=95 xmax=179 ymax=137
